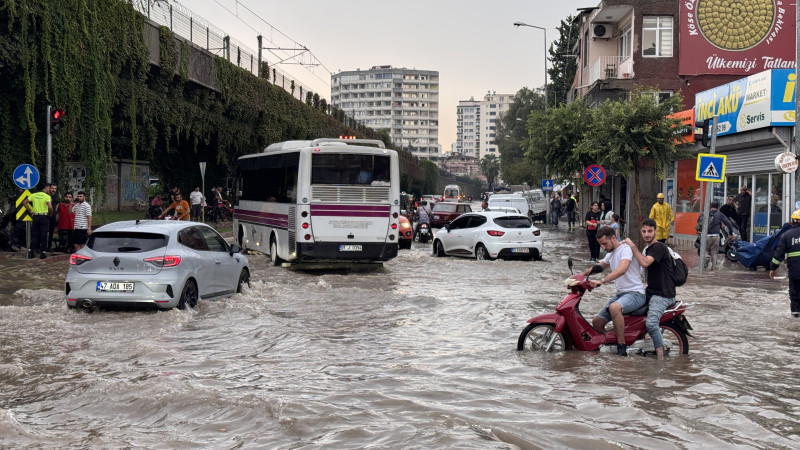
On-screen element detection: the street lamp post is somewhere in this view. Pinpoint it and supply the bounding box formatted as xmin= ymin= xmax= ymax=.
xmin=513 ymin=22 xmax=548 ymax=111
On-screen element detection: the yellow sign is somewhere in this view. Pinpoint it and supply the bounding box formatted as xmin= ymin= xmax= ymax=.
xmin=16 ymin=190 xmax=32 ymax=222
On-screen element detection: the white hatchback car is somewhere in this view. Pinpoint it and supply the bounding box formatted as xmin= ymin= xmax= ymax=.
xmin=432 ymin=211 xmax=543 ymax=260
xmin=65 ymin=220 xmax=250 ymax=310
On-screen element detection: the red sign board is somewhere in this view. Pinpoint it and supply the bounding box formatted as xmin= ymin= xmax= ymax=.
xmin=679 ymin=0 xmax=796 ymax=76
xmin=667 ymin=108 xmax=696 ymax=145
xmin=584 ymin=164 xmax=606 ymax=187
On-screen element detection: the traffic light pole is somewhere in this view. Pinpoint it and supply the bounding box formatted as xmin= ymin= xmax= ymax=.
xmin=697 ymin=115 xmax=719 ymax=273
xmin=46 ymin=105 xmax=52 ymax=183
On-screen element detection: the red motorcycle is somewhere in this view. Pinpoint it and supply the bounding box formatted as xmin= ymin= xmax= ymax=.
xmin=517 ymin=258 xmax=693 ymax=356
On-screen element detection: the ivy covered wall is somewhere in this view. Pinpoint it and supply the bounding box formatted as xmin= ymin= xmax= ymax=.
xmin=0 ymin=0 xmax=440 ymax=208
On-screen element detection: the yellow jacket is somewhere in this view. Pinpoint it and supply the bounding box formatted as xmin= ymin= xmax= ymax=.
xmin=649 ymin=202 xmax=675 ymax=240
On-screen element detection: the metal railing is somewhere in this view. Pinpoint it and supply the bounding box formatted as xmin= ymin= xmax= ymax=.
xmin=135 ymin=0 xmax=316 ymax=102
xmin=587 ymin=56 xmax=634 ymax=85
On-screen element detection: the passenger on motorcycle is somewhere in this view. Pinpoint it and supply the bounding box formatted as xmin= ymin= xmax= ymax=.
xmin=624 ymin=218 xmax=676 ymax=360
xmin=415 ymin=201 xmax=432 ymax=235
xmin=581 ymin=226 xmax=646 ymax=356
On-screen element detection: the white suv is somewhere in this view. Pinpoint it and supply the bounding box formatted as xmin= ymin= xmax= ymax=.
xmin=432 ymin=211 xmax=543 ymax=261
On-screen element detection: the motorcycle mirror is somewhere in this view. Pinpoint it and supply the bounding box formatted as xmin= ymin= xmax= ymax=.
xmin=567 ymin=257 xmax=573 ymax=273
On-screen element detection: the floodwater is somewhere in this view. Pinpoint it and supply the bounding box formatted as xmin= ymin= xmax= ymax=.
xmin=1 ymin=228 xmax=799 ymax=448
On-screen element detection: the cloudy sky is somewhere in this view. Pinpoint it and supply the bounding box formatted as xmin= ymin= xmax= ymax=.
xmin=184 ymin=0 xmax=593 ymax=151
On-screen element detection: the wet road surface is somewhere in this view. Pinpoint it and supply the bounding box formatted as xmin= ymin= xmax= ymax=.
xmin=1 ymin=226 xmax=798 ymax=448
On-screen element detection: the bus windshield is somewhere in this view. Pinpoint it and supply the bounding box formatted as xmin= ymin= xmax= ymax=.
xmin=312 ymin=154 xmax=391 ymax=185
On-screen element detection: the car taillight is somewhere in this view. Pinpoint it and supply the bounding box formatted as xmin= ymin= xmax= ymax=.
xmin=533 ymin=230 xmax=541 ymax=236
xmin=487 ymin=230 xmax=505 ymax=237
xmin=144 ymin=255 xmax=181 ymax=267
xmin=69 ymin=254 xmax=92 ymax=265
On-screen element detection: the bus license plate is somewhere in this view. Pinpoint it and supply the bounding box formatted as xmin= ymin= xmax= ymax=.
xmin=511 ymin=248 xmax=530 ymax=254
xmin=96 ymin=282 xmax=134 ymax=293
xmin=339 ymin=245 xmax=362 ymax=252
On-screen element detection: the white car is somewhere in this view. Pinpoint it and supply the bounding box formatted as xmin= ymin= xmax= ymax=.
xmin=432 ymin=211 xmax=543 ymax=261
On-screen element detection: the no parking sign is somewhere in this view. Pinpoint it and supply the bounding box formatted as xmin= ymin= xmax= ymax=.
xmin=584 ymin=164 xmax=606 ymax=187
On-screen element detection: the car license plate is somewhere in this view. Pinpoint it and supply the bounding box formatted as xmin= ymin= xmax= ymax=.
xmin=339 ymin=245 xmax=362 ymax=252
xmin=511 ymin=248 xmax=530 ymax=254
xmin=434 ymin=215 xmax=440 ymax=219
xmin=96 ymin=281 xmax=134 ymax=293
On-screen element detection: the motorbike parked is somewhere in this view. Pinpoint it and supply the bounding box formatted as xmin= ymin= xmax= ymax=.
xmin=416 ymin=222 xmax=431 ymax=244
xmin=517 ymin=258 xmax=693 ymax=356
xmin=695 ymin=221 xmax=739 ymax=262
xmin=205 ymin=200 xmax=233 ymax=222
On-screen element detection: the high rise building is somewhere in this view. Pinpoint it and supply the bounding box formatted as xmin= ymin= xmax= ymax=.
xmin=456 ymin=91 xmax=513 ymax=161
xmin=331 ymin=66 xmax=440 ymax=159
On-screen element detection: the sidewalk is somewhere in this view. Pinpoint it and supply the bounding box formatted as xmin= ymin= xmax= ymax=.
xmin=542 ymin=223 xmax=784 ymax=289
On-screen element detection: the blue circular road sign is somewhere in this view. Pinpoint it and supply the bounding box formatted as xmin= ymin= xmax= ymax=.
xmin=13 ymin=164 xmax=40 ymax=190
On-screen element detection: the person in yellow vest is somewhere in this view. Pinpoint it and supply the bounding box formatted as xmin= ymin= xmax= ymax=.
xmin=23 ymin=183 xmax=53 ymax=259
xmin=648 ymin=193 xmax=675 ymax=243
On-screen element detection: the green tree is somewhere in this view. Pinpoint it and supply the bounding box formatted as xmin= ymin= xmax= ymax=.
xmin=525 ymin=98 xmax=593 ymax=186
xmin=496 ymin=87 xmax=545 ymax=184
xmin=548 ymin=15 xmax=579 ymax=107
xmin=319 ymin=98 xmax=327 ymax=113
xmin=290 ymin=80 xmax=295 ymax=96
xmin=306 ymin=91 xmax=313 ymax=106
xmin=313 ymin=93 xmax=320 ymax=109
xmin=576 ymin=87 xmax=685 ymax=221
xmin=480 ymin=153 xmax=500 ymax=189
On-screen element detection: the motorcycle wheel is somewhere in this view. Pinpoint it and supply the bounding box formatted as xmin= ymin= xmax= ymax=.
xmin=725 ymin=245 xmax=737 ymax=261
xmin=658 ymin=324 xmax=689 ymax=355
xmin=517 ymin=323 xmax=567 ymax=352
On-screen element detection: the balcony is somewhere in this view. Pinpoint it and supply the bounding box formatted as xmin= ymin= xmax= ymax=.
xmin=588 ymin=56 xmax=634 ymax=85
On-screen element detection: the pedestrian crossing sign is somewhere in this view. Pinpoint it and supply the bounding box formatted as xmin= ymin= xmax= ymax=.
xmin=695 ymin=153 xmax=726 ymax=182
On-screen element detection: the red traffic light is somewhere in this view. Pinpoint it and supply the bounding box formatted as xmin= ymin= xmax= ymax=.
xmin=50 ymin=107 xmax=65 ymax=134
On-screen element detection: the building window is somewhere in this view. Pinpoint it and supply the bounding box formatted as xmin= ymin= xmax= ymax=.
xmin=619 ymin=21 xmax=631 ymax=60
xmin=642 ymin=16 xmax=673 ymax=57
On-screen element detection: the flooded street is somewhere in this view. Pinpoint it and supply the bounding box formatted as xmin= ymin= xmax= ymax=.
xmin=1 ymin=228 xmax=799 ymax=448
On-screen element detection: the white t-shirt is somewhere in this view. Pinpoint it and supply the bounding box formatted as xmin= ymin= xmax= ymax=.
xmin=189 ymin=191 xmax=204 ymax=206
xmin=601 ymin=243 xmax=645 ymax=295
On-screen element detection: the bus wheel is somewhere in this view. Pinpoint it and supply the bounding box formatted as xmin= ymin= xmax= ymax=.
xmin=270 ymin=239 xmax=283 ymax=266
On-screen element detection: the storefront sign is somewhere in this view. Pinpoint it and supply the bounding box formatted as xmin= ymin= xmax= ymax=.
xmin=774 ymin=151 xmax=799 ymax=173
xmin=667 ymin=109 xmax=695 ymax=144
xmin=679 ymin=0 xmax=796 ymax=76
xmin=695 ymin=69 xmax=796 ymax=137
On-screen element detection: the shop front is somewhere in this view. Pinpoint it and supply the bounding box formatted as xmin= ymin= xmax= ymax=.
xmin=671 ymin=69 xmax=797 ymax=243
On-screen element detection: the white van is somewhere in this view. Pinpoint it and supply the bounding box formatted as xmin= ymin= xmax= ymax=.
xmin=488 ymin=194 xmax=530 ymax=217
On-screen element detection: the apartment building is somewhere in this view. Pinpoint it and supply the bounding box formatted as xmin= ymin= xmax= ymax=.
xmin=569 ymin=0 xmax=796 ymax=243
xmin=330 ymin=66 xmax=440 ymax=159
xmin=456 ymin=91 xmax=513 ymax=161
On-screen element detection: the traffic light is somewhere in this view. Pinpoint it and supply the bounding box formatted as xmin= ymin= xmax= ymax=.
xmin=694 ymin=118 xmax=710 ymax=148
xmin=50 ymin=107 xmax=65 ymax=134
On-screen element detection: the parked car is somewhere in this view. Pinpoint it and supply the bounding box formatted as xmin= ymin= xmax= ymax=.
xmin=430 ymin=202 xmax=472 ymax=228
xmin=432 ymin=211 xmax=543 ymax=261
xmin=488 ymin=194 xmax=530 ymax=217
xmin=65 ymin=220 xmax=250 ymax=310
xmin=398 ymin=215 xmax=413 ymax=249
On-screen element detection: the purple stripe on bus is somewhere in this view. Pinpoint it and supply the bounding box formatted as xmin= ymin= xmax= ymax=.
xmin=312 ymin=211 xmax=390 ymax=217
xmin=310 ymin=204 xmax=390 ymax=212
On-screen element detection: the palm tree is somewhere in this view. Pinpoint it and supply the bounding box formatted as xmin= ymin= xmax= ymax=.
xmin=480 ymin=154 xmax=500 ymax=190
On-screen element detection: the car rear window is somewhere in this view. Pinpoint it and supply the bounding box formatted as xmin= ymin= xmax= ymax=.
xmin=87 ymin=232 xmax=168 ymax=253
xmin=493 ymin=216 xmax=532 ymax=229
xmin=433 ymin=203 xmax=457 ymax=213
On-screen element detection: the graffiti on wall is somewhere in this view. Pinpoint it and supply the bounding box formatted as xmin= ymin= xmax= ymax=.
xmin=67 ymin=161 xmax=149 ymax=210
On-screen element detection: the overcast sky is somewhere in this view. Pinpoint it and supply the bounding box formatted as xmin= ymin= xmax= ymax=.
xmin=186 ymin=0 xmax=592 ymax=152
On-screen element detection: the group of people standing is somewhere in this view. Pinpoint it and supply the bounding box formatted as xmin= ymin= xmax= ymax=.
xmin=152 ymin=186 xmax=227 ymax=223
xmin=584 ymin=198 xmax=618 ymax=262
xmin=18 ymin=183 xmax=92 ymax=258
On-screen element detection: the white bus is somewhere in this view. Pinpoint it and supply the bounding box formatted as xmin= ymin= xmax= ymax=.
xmin=233 ymin=138 xmax=401 ymax=268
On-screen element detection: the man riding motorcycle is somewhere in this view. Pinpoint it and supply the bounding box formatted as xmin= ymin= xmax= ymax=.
xmin=415 ymin=200 xmax=432 ymax=238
